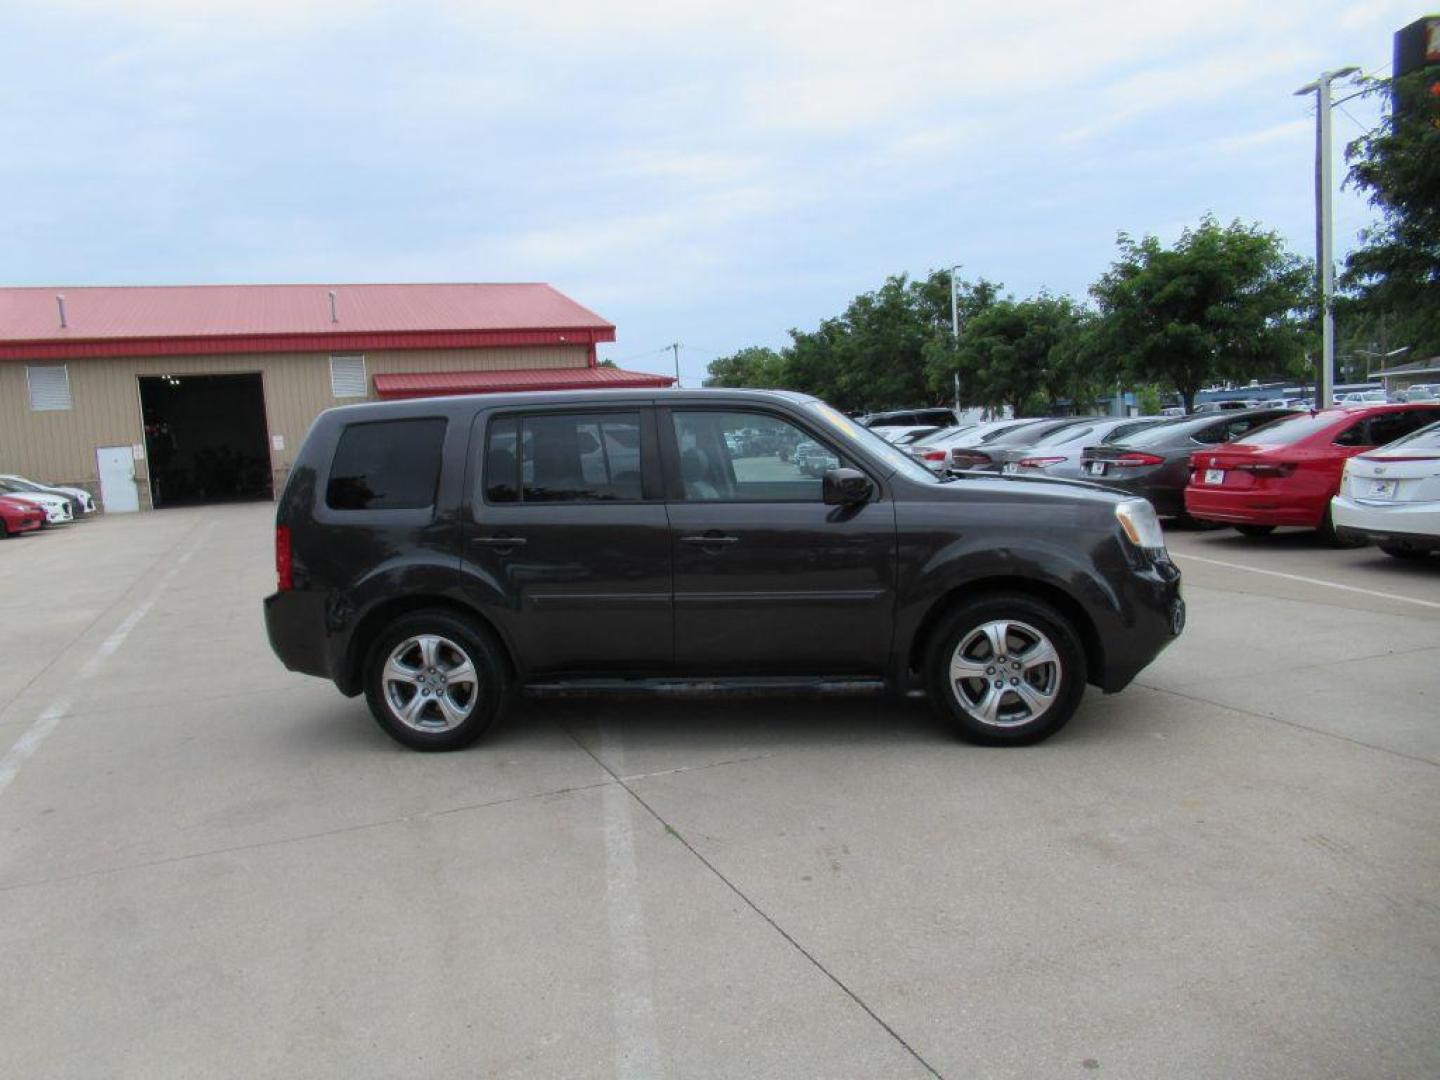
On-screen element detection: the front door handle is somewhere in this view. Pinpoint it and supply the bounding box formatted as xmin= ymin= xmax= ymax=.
xmin=473 ymin=534 xmax=527 ymax=549
xmin=681 ymin=532 xmax=738 ymax=546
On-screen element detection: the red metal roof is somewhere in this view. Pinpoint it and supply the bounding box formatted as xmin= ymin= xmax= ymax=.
xmin=373 ymin=366 xmax=675 ymax=399
xmin=0 ymin=283 xmax=615 ymax=360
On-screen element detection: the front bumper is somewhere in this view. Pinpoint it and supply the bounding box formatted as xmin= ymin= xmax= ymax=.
xmin=1098 ymin=555 xmax=1185 ymax=693
xmin=1331 ymin=495 xmax=1440 ymax=549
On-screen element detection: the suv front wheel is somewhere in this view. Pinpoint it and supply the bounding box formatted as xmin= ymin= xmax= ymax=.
xmin=363 ymin=611 xmax=508 ymax=751
xmin=925 ymin=594 xmax=1087 ymax=745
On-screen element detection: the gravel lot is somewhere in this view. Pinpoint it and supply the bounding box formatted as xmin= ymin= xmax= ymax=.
xmin=1 ymin=504 xmax=1437 ymax=1080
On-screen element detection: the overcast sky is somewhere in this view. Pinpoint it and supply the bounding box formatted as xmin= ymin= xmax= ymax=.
xmin=0 ymin=1 xmax=1418 ymax=385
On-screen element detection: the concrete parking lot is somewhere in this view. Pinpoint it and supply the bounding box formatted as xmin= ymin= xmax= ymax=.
xmin=1 ymin=504 xmax=1437 ymax=1080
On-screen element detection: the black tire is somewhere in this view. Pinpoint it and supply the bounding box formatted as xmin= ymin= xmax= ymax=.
xmin=1317 ymin=505 xmax=1366 ymax=548
xmin=1379 ymin=542 xmax=1431 ymax=561
xmin=1235 ymin=525 xmax=1275 ymax=537
xmin=363 ymin=610 xmax=508 ymax=751
xmin=924 ymin=594 xmax=1088 ymax=746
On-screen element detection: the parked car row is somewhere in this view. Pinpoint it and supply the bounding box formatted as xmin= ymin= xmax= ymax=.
xmin=895 ymin=403 xmax=1440 ymax=559
xmin=0 ymin=473 xmax=96 ymax=537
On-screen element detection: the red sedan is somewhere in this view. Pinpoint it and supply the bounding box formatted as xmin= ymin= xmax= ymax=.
xmin=0 ymin=495 xmax=46 ymax=538
xmin=1184 ymin=403 xmax=1440 ymax=543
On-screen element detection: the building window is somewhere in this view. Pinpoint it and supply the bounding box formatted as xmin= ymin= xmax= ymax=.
xmin=329 ymin=354 xmax=367 ymax=398
xmin=26 ymin=364 xmax=72 ymax=411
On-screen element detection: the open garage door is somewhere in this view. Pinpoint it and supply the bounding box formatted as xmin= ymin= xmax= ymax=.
xmin=139 ymin=373 xmax=273 ymax=508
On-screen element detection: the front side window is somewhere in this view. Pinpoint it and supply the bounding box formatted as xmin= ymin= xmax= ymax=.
xmin=485 ymin=411 xmax=643 ymax=503
xmin=670 ymin=410 xmax=853 ymax=502
xmin=327 ymin=418 xmax=445 ymax=510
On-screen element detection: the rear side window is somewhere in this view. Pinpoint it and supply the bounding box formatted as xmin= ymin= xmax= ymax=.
xmin=1366 ymin=409 xmax=1440 ymax=448
xmin=485 ymin=412 xmax=643 ymax=503
xmin=1383 ymin=418 xmax=1440 ymax=451
xmin=327 ymin=418 xmax=446 ymax=510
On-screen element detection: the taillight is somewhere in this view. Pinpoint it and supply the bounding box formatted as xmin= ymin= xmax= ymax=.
xmin=1111 ymin=452 xmax=1165 ymax=467
xmin=1358 ymin=455 xmax=1440 ymax=463
xmin=1018 ymin=456 xmax=1066 ymax=469
xmin=950 ymin=450 xmax=993 ymax=469
xmin=921 ymin=449 xmax=948 ymax=461
xmin=275 ymin=524 xmax=293 ymax=592
xmin=1231 ymin=462 xmax=1296 ymax=477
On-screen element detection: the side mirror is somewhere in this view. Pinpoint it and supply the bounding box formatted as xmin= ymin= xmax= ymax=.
xmin=823 ymin=467 xmax=873 ymax=505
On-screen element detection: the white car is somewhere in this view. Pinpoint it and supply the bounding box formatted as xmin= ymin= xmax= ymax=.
xmin=0 ymin=474 xmax=96 ymax=516
xmin=1331 ymin=420 xmax=1440 ymax=559
xmin=0 ymin=480 xmax=74 ymax=525
xmin=1001 ymin=416 xmax=1173 ymax=479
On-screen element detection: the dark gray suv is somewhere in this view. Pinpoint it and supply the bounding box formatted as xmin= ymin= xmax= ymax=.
xmin=265 ymin=389 xmax=1184 ymax=751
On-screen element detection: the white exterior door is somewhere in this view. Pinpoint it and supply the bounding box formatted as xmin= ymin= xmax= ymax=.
xmin=96 ymin=446 xmax=139 ymax=513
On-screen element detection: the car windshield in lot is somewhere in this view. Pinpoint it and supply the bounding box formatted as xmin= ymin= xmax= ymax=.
xmin=805 ymin=400 xmax=939 ymax=483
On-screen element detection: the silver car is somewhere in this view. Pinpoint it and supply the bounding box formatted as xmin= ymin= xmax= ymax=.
xmin=997 ymin=417 xmax=1173 ymax=479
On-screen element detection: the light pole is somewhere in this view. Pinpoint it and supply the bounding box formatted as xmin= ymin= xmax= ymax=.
xmin=1356 ymin=345 xmax=1409 ymax=383
xmin=1295 ymin=66 xmax=1360 ymax=408
xmin=948 ymin=264 xmax=962 ymax=413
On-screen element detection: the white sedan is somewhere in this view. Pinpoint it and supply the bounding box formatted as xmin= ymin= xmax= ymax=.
xmin=0 ymin=481 xmax=74 ymax=525
xmin=0 ymin=474 xmax=96 ymax=516
xmin=1331 ymin=420 xmax=1440 ymax=558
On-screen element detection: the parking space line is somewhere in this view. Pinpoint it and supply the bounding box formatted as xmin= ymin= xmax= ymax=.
xmin=0 ymin=701 xmax=70 ymax=799
xmin=558 ymin=714 xmax=943 ymax=1080
xmin=0 ymin=523 xmax=213 ymax=805
xmin=1173 ymin=552 xmax=1440 ymax=610
xmin=599 ymin=727 xmax=663 ymax=1080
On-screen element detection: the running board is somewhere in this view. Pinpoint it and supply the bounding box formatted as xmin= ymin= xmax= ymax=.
xmin=523 ymin=677 xmax=890 ymax=699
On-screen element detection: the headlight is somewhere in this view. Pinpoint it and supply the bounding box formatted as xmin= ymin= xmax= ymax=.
xmin=1115 ymin=499 xmax=1166 ymax=553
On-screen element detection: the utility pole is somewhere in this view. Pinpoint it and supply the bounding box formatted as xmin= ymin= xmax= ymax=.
xmin=669 ymin=342 xmax=681 ymax=389
xmin=1295 ymin=66 xmax=1360 ymax=408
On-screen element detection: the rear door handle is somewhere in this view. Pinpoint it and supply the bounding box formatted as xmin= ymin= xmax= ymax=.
xmin=472 ymin=535 xmax=527 ymax=548
xmin=682 ymin=533 xmax=738 ymax=546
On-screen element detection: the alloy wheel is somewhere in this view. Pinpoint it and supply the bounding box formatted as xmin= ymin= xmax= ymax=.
xmin=382 ymin=635 xmax=480 ymax=733
xmin=948 ymin=619 xmax=1062 ymax=728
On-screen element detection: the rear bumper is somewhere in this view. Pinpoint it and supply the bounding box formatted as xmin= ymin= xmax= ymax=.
xmin=1184 ymin=486 xmax=1323 ymax=528
xmin=1331 ymin=495 xmax=1440 ymax=549
xmin=264 ymin=590 xmax=335 ymax=682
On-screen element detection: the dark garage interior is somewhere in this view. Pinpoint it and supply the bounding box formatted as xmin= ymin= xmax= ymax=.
xmin=139 ymin=373 xmax=273 ymax=508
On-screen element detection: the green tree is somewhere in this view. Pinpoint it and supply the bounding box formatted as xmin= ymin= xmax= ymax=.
xmin=1342 ymin=71 xmax=1440 ymax=354
xmin=1089 ymin=217 xmax=1310 ymax=414
xmin=942 ymin=294 xmax=1090 ymax=416
xmin=703 ymin=346 xmax=787 ymax=388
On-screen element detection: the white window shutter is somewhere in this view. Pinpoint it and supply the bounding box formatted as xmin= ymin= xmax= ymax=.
xmin=330 ymin=354 xmax=367 ymax=398
xmin=27 ymin=364 xmax=72 ymax=410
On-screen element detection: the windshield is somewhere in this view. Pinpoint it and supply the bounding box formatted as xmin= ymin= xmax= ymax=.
xmin=806 ymin=401 xmax=939 ymax=483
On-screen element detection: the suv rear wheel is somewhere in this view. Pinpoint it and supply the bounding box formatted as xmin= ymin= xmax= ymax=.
xmin=925 ymin=594 xmax=1087 ymax=745
xmin=363 ymin=611 xmax=508 ymax=751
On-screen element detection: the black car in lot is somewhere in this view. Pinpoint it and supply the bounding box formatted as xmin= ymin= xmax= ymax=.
xmin=265 ymin=390 xmax=1184 ymax=750
xmin=1079 ymin=407 xmax=1297 ymax=518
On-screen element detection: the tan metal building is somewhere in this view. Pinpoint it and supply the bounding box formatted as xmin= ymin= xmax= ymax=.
xmin=0 ymin=283 xmax=669 ymax=511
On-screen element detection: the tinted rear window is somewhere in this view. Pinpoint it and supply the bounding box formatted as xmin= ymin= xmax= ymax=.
xmin=327 ymin=418 xmax=446 ymax=510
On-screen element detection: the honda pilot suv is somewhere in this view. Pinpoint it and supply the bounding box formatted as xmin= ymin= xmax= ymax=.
xmin=265 ymin=389 xmax=1184 ymax=750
